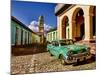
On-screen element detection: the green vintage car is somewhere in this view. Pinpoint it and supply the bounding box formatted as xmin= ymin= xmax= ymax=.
xmin=47 ymin=39 xmax=92 ymax=65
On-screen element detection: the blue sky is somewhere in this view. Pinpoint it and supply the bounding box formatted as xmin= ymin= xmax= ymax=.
xmin=11 ymin=1 xmax=57 ymax=32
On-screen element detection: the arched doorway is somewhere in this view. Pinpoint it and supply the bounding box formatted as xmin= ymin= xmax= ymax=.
xmin=72 ymin=8 xmax=84 ymax=41
xmin=89 ymin=6 xmax=96 ymax=39
xmin=61 ymin=16 xmax=69 ymax=39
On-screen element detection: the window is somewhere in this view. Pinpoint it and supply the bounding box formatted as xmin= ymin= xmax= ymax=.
xmin=21 ymin=29 xmax=23 ymax=45
xmin=15 ymin=27 xmax=19 ymax=45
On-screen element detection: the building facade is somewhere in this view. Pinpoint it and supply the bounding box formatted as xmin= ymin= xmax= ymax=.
xmin=32 ymin=32 xmax=40 ymax=43
xmin=11 ymin=16 xmax=40 ymax=46
xmin=47 ymin=28 xmax=57 ymax=42
xmin=55 ymin=4 xmax=96 ymax=42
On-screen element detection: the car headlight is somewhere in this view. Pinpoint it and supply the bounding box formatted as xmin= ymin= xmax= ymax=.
xmin=67 ymin=56 xmax=73 ymax=60
xmin=67 ymin=50 xmax=73 ymax=56
xmin=86 ymin=47 xmax=90 ymax=50
xmin=73 ymin=57 xmax=76 ymax=60
xmin=65 ymin=56 xmax=68 ymax=59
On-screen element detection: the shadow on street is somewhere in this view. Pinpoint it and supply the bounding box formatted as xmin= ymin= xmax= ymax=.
xmin=11 ymin=44 xmax=47 ymax=56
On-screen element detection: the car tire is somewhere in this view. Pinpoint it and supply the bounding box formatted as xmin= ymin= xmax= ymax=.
xmin=59 ymin=55 xmax=66 ymax=65
xmin=48 ymin=51 xmax=53 ymax=56
xmin=73 ymin=59 xmax=80 ymax=66
xmin=83 ymin=57 xmax=86 ymax=62
xmin=50 ymin=53 xmax=53 ymax=56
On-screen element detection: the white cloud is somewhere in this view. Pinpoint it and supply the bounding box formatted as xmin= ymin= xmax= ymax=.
xmin=44 ymin=24 xmax=52 ymax=31
xmin=28 ymin=20 xmax=53 ymax=32
xmin=28 ymin=21 xmax=39 ymax=32
xmin=30 ymin=21 xmax=38 ymax=27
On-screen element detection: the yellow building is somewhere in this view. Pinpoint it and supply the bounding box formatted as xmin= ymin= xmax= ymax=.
xmin=32 ymin=32 xmax=40 ymax=43
xmin=55 ymin=4 xmax=96 ymax=42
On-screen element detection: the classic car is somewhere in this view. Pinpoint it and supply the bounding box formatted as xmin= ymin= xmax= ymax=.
xmin=47 ymin=39 xmax=92 ymax=65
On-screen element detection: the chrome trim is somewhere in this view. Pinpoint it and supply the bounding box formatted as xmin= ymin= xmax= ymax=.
xmin=65 ymin=52 xmax=92 ymax=63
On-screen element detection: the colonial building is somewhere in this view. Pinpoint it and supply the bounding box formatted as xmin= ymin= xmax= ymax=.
xmin=11 ymin=16 xmax=40 ymax=46
xmin=47 ymin=28 xmax=57 ymax=42
xmin=55 ymin=4 xmax=96 ymax=42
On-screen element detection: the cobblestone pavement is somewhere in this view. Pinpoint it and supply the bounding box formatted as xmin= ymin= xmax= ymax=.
xmin=11 ymin=55 xmax=33 ymax=74
xmin=11 ymin=52 xmax=96 ymax=75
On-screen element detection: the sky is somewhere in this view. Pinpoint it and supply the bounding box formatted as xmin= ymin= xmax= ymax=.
xmin=11 ymin=0 xmax=57 ymax=32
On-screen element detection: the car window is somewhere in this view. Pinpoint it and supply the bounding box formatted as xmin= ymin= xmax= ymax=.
xmin=52 ymin=42 xmax=55 ymax=46
xmin=69 ymin=40 xmax=74 ymax=44
xmin=60 ymin=42 xmax=67 ymax=46
xmin=55 ymin=42 xmax=59 ymax=46
xmin=59 ymin=39 xmax=74 ymax=46
xmin=51 ymin=40 xmax=74 ymax=46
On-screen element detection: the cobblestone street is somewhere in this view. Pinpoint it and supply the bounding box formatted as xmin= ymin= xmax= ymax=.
xmin=11 ymin=52 xmax=96 ymax=75
xmin=10 ymin=2 xmax=96 ymax=75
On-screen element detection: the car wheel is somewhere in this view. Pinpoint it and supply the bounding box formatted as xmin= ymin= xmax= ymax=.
xmin=83 ymin=57 xmax=86 ymax=62
xmin=50 ymin=53 xmax=53 ymax=56
xmin=59 ymin=55 xmax=66 ymax=65
xmin=73 ymin=59 xmax=80 ymax=66
xmin=48 ymin=51 xmax=53 ymax=56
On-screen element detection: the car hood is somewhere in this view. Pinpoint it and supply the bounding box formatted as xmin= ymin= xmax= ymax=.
xmin=63 ymin=44 xmax=87 ymax=51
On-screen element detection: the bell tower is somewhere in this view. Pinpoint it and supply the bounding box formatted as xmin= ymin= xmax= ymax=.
xmin=39 ymin=16 xmax=44 ymax=32
xmin=38 ymin=16 xmax=44 ymax=43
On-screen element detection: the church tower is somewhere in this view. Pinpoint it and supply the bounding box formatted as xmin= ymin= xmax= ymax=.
xmin=38 ymin=16 xmax=44 ymax=43
xmin=39 ymin=16 xmax=44 ymax=33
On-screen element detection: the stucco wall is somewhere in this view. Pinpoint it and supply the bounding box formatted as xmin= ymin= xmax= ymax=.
xmin=57 ymin=5 xmax=94 ymax=41
xmin=47 ymin=30 xmax=57 ymax=42
xmin=11 ymin=20 xmax=33 ymax=46
xmin=32 ymin=33 xmax=40 ymax=43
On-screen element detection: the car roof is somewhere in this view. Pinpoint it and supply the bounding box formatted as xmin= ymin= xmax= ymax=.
xmin=51 ymin=39 xmax=73 ymax=43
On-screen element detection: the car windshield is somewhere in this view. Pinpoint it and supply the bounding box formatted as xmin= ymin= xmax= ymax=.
xmin=59 ymin=40 xmax=74 ymax=46
xmin=60 ymin=42 xmax=67 ymax=46
xmin=51 ymin=41 xmax=59 ymax=46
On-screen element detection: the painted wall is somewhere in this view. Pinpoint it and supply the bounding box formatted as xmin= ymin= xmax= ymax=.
xmin=47 ymin=30 xmax=58 ymax=42
xmin=32 ymin=33 xmax=40 ymax=43
xmin=11 ymin=20 xmax=34 ymax=46
xmin=11 ymin=21 xmax=16 ymax=46
xmin=56 ymin=5 xmax=95 ymax=41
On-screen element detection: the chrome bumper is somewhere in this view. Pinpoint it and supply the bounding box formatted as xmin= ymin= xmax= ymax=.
xmin=65 ymin=52 xmax=92 ymax=64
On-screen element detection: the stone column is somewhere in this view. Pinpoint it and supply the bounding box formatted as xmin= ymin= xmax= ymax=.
xmin=84 ymin=13 xmax=93 ymax=41
xmin=50 ymin=33 xmax=51 ymax=42
xmin=55 ymin=31 xmax=56 ymax=40
xmin=59 ymin=17 xmax=63 ymax=40
xmin=57 ymin=16 xmax=60 ymax=40
xmin=51 ymin=32 xmax=52 ymax=42
xmin=70 ymin=20 xmax=76 ymax=39
xmin=56 ymin=31 xmax=57 ymax=40
xmin=69 ymin=19 xmax=72 ymax=39
xmin=54 ymin=31 xmax=56 ymax=40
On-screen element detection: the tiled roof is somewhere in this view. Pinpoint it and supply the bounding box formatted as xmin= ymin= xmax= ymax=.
xmin=55 ymin=4 xmax=74 ymax=16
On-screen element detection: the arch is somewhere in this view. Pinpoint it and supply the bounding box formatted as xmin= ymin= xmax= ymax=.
xmin=61 ymin=16 xmax=69 ymax=39
xmin=72 ymin=7 xmax=84 ymax=21
xmin=72 ymin=7 xmax=85 ymax=41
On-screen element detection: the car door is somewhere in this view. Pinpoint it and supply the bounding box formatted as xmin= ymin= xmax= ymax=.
xmin=52 ymin=42 xmax=60 ymax=57
xmin=48 ymin=42 xmax=56 ymax=55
